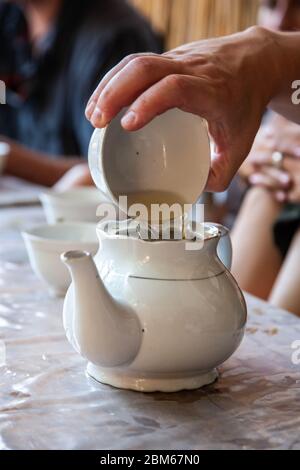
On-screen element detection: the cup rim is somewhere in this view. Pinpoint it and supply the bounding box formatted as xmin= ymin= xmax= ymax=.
xmin=39 ymin=187 xmax=108 ymax=206
xmin=22 ymin=222 xmax=98 ymax=245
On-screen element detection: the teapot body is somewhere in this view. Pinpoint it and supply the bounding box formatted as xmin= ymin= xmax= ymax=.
xmin=63 ymin=222 xmax=247 ymax=392
xmin=87 ymin=262 xmax=246 ymax=392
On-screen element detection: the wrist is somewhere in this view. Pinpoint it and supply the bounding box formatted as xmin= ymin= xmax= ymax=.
xmin=261 ymin=29 xmax=300 ymax=103
xmin=245 ymin=27 xmax=284 ymax=106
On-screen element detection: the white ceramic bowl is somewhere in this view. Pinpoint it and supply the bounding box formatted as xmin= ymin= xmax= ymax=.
xmin=39 ymin=187 xmax=111 ymax=224
xmin=89 ymin=108 xmax=211 ymax=222
xmin=22 ymin=223 xmax=98 ymax=296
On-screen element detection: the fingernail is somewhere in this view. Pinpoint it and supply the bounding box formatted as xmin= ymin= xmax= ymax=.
xmin=121 ymin=111 xmax=137 ymax=128
xmin=279 ymin=173 xmax=290 ymax=185
xmin=91 ymin=106 xmax=105 ymax=127
xmin=85 ymin=101 xmax=95 ymax=119
xmin=249 ymin=174 xmax=261 ymax=185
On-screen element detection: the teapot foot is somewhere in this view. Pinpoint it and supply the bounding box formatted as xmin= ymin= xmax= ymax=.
xmin=86 ymin=363 xmax=218 ymax=392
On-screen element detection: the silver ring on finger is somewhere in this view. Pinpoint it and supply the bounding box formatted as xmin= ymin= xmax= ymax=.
xmin=271 ymin=151 xmax=284 ymax=169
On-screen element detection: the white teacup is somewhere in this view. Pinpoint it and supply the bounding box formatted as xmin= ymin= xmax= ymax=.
xmin=88 ymin=109 xmax=211 ymax=223
xmin=22 ymin=222 xmax=98 ymax=296
xmin=40 ymin=187 xmax=111 ymax=224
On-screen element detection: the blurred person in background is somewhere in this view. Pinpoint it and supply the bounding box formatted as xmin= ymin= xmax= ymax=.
xmin=231 ymin=0 xmax=300 ymax=316
xmin=0 ymin=0 xmax=161 ymax=188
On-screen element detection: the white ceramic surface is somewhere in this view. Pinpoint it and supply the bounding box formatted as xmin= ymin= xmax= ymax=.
xmin=22 ymin=223 xmax=98 ymax=297
xmin=213 ymin=223 xmax=233 ymax=271
xmin=187 ymin=221 xmax=232 ymax=271
xmin=62 ymin=222 xmax=247 ymax=392
xmin=40 ymin=187 xmax=111 ymax=224
xmin=88 ymin=109 xmax=211 ymax=221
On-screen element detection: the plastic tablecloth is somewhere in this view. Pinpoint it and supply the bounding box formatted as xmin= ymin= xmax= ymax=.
xmin=1 ymin=205 xmax=300 ymax=450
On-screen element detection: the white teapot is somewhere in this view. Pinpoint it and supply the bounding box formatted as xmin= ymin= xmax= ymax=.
xmin=61 ymin=109 xmax=246 ymax=392
xmin=62 ymin=221 xmax=246 ymax=393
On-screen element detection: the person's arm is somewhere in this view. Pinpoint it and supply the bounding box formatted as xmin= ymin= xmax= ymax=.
xmin=269 ymin=32 xmax=300 ymax=124
xmin=2 ymin=137 xmax=84 ymax=186
xmin=85 ymin=27 xmax=300 ymax=192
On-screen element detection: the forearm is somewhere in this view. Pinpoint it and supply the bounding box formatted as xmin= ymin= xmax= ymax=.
xmin=268 ymin=31 xmax=300 ymax=124
xmin=4 ymin=139 xmax=84 ymax=186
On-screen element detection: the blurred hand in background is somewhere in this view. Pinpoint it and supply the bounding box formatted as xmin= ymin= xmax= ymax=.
xmin=240 ymin=115 xmax=300 ymax=203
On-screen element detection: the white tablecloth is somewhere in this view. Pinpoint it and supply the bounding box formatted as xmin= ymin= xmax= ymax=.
xmin=1 ymin=203 xmax=300 ymax=450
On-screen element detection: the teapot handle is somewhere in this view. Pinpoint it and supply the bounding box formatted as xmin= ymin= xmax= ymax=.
xmin=215 ymin=224 xmax=232 ymax=271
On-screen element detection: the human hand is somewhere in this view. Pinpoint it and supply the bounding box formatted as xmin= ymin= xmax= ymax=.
xmin=85 ymin=27 xmax=283 ymax=192
xmin=249 ymin=156 xmax=300 ymax=203
xmin=283 ymin=157 xmax=300 ymax=203
xmin=240 ymin=115 xmax=300 ymax=202
xmin=54 ymin=164 xmax=94 ymax=191
xmin=240 ymin=115 xmax=300 ymax=179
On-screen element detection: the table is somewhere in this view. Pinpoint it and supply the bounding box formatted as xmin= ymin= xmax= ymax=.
xmin=1 ymin=203 xmax=300 ymax=450
xmin=0 ymin=176 xmax=42 ymax=208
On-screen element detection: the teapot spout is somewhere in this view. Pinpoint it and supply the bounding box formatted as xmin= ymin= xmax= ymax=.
xmin=61 ymin=251 xmax=141 ymax=367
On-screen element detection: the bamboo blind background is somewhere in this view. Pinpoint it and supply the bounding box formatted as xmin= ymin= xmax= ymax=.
xmin=130 ymin=0 xmax=259 ymax=49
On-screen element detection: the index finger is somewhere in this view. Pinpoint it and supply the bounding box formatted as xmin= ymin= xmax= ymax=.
xmin=85 ymin=53 xmax=159 ymax=120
